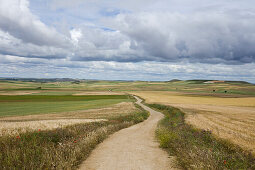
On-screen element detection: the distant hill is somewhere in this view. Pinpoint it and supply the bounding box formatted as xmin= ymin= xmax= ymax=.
xmin=225 ymin=81 xmax=251 ymax=84
xmin=186 ymin=80 xmax=213 ymax=84
xmin=0 ymin=77 xmax=253 ymax=85
xmin=0 ymin=78 xmax=79 ymax=82
xmin=168 ymin=79 xmax=181 ymax=82
xmin=186 ymin=79 xmax=252 ymax=85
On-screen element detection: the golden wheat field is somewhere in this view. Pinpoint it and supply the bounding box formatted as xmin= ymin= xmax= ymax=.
xmin=184 ymin=108 xmax=255 ymax=154
xmin=132 ymin=91 xmax=255 ymax=153
xmin=132 ymin=91 xmax=255 ymax=107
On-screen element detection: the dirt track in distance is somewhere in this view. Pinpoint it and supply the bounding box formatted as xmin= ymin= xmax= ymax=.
xmin=79 ymin=96 xmax=177 ymax=170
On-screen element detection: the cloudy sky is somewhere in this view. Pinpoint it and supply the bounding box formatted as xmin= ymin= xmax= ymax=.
xmin=0 ymin=0 xmax=255 ymax=82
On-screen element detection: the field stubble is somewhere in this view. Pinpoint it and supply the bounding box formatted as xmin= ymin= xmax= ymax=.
xmin=0 ymin=102 xmax=136 ymax=136
xmin=133 ymin=91 xmax=255 ymax=154
xmin=132 ymin=91 xmax=255 ymax=107
xmin=150 ymin=104 xmax=255 ymax=169
xmin=184 ymin=107 xmax=255 ymax=154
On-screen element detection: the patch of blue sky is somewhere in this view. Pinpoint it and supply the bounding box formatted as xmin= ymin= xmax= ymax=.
xmin=101 ymin=27 xmax=116 ymax=32
xmin=29 ymin=1 xmax=96 ymax=26
xmin=100 ymin=8 xmax=121 ymax=16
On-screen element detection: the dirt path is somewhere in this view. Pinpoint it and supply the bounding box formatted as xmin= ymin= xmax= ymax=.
xmin=79 ymin=96 xmax=177 ymax=170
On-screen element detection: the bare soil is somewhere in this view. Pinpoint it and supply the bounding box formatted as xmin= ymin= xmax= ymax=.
xmin=79 ymin=96 xmax=178 ymax=170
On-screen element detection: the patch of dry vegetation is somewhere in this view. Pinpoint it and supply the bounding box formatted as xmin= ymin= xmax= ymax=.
xmin=0 ymin=102 xmax=149 ymax=169
xmin=149 ymin=104 xmax=255 ymax=169
xmin=0 ymin=119 xmax=105 ymax=136
xmin=132 ymin=91 xmax=255 ymax=107
xmin=0 ymin=102 xmax=136 ymax=136
xmin=0 ymin=91 xmax=39 ymax=95
xmin=184 ymin=108 xmax=255 ymax=154
xmin=133 ymin=91 xmax=255 ymax=154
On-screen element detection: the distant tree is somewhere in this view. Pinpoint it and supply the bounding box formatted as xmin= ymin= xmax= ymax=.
xmin=71 ymin=81 xmax=80 ymax=84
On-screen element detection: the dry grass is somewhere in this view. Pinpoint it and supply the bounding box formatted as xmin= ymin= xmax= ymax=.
xmin=132 ymin=91 xmax=255 ymax=107
xmin=0 ymin=122 xmax=134 ymax=169
xmin=149 ymin=103 xmax=255 ymax=169
xmin=184 ymin=108 xmax=255 ymax=154
xmin=0 ymin=91 xmax=39 ymax=95
xmin=0 ymin=102 xmax=136 ymax=121
xmin=0 ymin=119 xmax=106 ymax=136
xmin=133 ymin=91 xmax=255 ymax=154
xmin=0 ymin=102 xmax=149 ymax=169
xmin=0 ymin=102 xmax=137 ymax=136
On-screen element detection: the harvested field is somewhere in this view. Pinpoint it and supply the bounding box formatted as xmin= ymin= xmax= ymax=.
xmin=0 ymin=95 xmax=131 ymax=117
xmin=0 ymin=102 xmax=137 ymax=136
xmin=149 ymin=103 xmax=255 ymax=169
xmin=132 ymin=91 xmax=255 ymax=107
xmin=0 ymin=119 xmax=105 ymax=136
xmin=183 ymin=107 xmax=255 ymax=154
xmin=0 ymin=102 xmax=136 ymax=121
xmin=133 ymin=91 xmax=255 ymax=154
xmin=0 ymin=91 xmax=39 ymax=95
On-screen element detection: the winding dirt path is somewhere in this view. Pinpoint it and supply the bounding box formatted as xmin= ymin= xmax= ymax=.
xmin=79 ymin=96 xmax=177 ymax=170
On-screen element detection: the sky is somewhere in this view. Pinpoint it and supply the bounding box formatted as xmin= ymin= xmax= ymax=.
xmin=0 ymin=0 xmax=255 ymax=82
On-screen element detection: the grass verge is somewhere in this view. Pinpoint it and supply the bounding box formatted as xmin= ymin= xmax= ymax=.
xmin=0 ymin=105 xmax=149 ymax=169
xmin=148 ymin=103 xmax=255 ymax=169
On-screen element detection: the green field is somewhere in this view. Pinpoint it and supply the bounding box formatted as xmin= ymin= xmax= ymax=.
xmin=0 ymin=79 xmax=254 ymax=169
xmin=0 ymin=95 xmax=128 ymax=102
xmin=0 ymin=95 xmax=132 ymax=117
xmin=0 ymin=79 xmax=255 ymax=117
xmin=1 ymin=79 xmax=254 ymax=96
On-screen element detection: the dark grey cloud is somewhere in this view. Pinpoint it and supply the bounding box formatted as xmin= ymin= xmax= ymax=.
xmin=112 ymin=11 xmax=255 ymax=64
xmin=0 ymin=0 xmax=255 ymax=72
xmin=1 ymin=54 xmax=255 ymax=82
